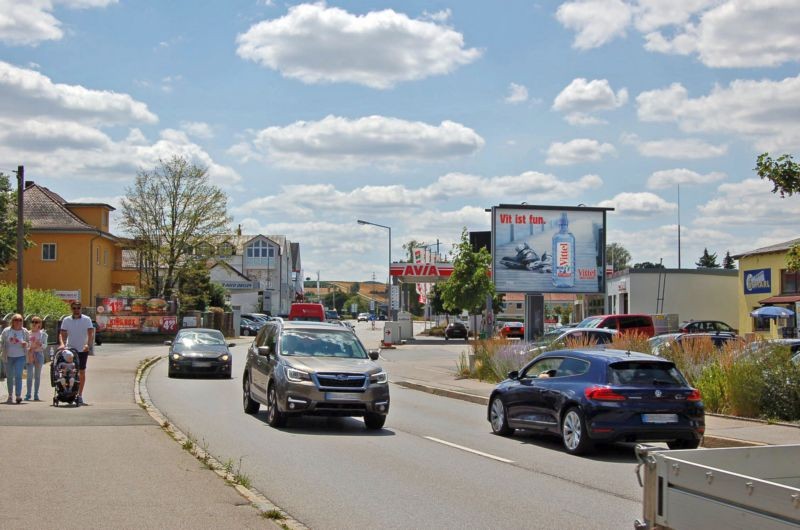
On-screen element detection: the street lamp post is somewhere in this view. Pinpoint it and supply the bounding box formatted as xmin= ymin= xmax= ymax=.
xmin=357 ymin=219 xmax=392 ymax=320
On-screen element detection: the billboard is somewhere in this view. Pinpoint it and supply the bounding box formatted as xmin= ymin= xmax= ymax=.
xmin=492 ymin=205 xmax=610 ymax=294
xmin=743 ymin=268 xmax=771 ymax=294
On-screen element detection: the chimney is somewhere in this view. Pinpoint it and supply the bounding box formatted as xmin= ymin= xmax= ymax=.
xmin=25 ymin=181 xmax=34 ymax=189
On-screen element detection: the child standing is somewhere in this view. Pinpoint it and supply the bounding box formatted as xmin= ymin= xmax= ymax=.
xmin=25 ymin=316 xmax=48 ymax=401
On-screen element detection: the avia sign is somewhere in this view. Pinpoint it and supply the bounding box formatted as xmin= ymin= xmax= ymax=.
xmin=390 ymin=263 xmax=453 ymax=279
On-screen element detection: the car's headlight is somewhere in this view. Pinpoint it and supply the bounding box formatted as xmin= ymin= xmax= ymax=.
xmin=285 ymin=367 xmax=310 ymax=382
xmin=370 ymin=371 xmax=388 ymax=384
xmin=171 ymin=353 xmax=181 ymax=360
xmin=220 ymin=354 xmax=230 ymax=362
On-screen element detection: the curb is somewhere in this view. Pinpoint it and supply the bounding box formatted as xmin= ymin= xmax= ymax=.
xmin=135 ymin=356 xmax=307 ymax=530
xmin=393 ymin=380 xmax=770 ymax=448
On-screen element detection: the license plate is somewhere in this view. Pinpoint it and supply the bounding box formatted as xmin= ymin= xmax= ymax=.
xmin=192 ymin=362 xmax=212 ymax=368
xmin=642 ymin=413 xmax=679 ymax=424
xmin=325 ymin=392 xmax=363 ymax=401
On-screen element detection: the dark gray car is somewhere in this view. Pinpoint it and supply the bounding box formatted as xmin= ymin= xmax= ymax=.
xmin=242 ymin=321 xmax=389 ymax=429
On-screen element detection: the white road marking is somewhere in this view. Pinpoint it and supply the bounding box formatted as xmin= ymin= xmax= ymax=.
xmin=424 ymin=436 xmax=514 ymax=464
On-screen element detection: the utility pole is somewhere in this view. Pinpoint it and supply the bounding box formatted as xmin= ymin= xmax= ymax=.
xmin=16 ymin=165 xmax=24 ymax=315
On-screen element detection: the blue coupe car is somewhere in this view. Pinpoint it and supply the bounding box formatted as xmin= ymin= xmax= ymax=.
xmin=487 ymin=349 xmax=704 ymax=455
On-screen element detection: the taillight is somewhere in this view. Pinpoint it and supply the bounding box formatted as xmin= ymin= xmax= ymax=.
xmin=687 ymin=389 xmax=702 ymax=401
xmin=585 ymin=386 xmax=626 ymax=401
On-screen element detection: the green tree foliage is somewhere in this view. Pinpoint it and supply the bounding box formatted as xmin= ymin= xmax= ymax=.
xmin=633 ymin=261 xmax=665 ymax=269
xmin=755 ymin=152 xmax=800 ymax=271
xmin=696 ymin=248 xmax=720 ymax=268
xmin=722 ymin=251 xmax=736 ymax=269
xmin=756 ymin=152 xmax=800 ymax=197
xmin=0 ymin=173 xmax=32 ymax=270
xmin=606 ymin=242 xmax=631 ymax=271
xmin=349 ymin=282 xmax=360 ymax=294
xmin=119 ymin=156 xmax=231 ymax=298
xmin=428 ymin=283 xmax=447 ymax=315
xmin=0 ymin=283 xmax=69 ymax=318
xmin=176 ymin=260 xmax=211 ymax=310
xmin=208 ymin=282 xmax=227 ymax=308
xmin=441 ymin=228 xmax=494 ymax=318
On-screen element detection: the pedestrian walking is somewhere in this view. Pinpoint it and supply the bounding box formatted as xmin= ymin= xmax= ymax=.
xmin=1 ymin=314 xmax=30 ymax=404
xmin=25 ymin=316 xmax=48 ymax=401
xmin=59 ymin=302 xmax=94 ymax=406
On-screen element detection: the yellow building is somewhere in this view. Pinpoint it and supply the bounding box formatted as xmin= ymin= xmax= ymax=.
xmin=0 ymin=181 xmax=139 ymax=307
xmin=733 ymin=238 xmax=800 ymax=338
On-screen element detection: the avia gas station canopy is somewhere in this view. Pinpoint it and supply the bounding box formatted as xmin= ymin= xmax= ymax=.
xmin=390 ymin=262 xmax=453 ymax=283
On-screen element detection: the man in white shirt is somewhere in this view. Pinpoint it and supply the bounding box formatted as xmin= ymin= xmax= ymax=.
xmin=59 ymin=302 xmax=95 ymax=406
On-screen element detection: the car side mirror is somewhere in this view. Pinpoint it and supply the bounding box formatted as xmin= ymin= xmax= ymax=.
xmin=507 ymin=370 xmax=519 ymax=380
xmin=163 ymin=340 xmax=172 ymax=346
xmin=228 ymin=343 xmax=236 ymax=348
xmin=368 ymin=349 xmax=380 ymax=361
xmin=257 ymin=345 xmax=271 ymax=357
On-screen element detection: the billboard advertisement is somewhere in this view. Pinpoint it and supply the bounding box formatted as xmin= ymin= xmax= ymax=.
xmin=743 ymin=268 xmax=772 ymax=294
xmin=492 ymin=205 xmax=609 ymax=294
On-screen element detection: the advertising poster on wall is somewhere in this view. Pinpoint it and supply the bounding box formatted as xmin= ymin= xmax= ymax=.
xmin=94 ymin=296 xmax=175 ymax=334
xmin=491 ymin=205 xmax=610 ymax=294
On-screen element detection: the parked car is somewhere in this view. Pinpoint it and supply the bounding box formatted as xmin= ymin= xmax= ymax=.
xmin=679 ymin=320 xmax=738 ymax=334
xmin=444 ymin=321 xmax=469 ymax=341
xmin=528 ymin=327 xmax=617 ymax=355
xmin=242 ymin=321 xmax=389 ymax=429
xmin=487 ymin=349 xmax=704 ymax=455
xmin=325 ymin=309 xmax=340 ymax=322
xmin=577 ymin=314 xmax=655 ymax=337
xmin=288 ymin=303 xmax=326 ymax=322
xmin=243 ymin=313 xmax=272 ymax=323
xmin=240 ymin=316 xmax=263 ymax=337
xmin=498 ymin=321 xmax=524 ymax=339
xmin=649 ymin=332 xmax=741 ymax=356
xmin=357 ymin=312 xmax=370 ymax=322
xmin=377 ymin=314 xmax=387 ymax=321
xmin=165 ymin=328 xmax=234 ymax=378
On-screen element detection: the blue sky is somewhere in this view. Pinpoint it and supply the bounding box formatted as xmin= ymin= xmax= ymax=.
xmin=1 ymin=0 xmax=799 ymax=282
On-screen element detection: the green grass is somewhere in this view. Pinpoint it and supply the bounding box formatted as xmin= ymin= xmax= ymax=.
xmin=260 ymin=509 xmax=285 ymax=521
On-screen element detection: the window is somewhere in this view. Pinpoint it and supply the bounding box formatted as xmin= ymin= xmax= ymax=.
xmin=781 ymin=269 xmax=800 ymax=294
xmin=196 ymin=242 xmax=214 ymax=256
xmin=522 ymin=357 xmax=563 ymax=379
xmin=219 ymin=242 xmax=234 ymax=256
xmin=42 ymin=243 xmax=56 ymax=261
xmin=247 ymin=240 xmax=270 ymax=258
xmin=753 ymin=316 xmax=771 ymax=332
xmin=557 ymin=357 xmax=590 ymax=377
xmin=96 ymin=247 xmax=100 ymax=264
xmin=103 ymin=249 xmax=108 ymax=266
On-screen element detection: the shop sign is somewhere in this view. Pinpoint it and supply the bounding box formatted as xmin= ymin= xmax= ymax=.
xmin=744 ymin=268 xmax=771 ymax=294
xmin=54 ymin=290 xmax=80 ymax=303
xmin=220 ymin=280 xmax=257 ymax=289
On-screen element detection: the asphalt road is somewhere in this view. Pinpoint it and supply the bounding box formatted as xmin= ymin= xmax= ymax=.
xmin=145 ymin=323 xmax=644 ymax=529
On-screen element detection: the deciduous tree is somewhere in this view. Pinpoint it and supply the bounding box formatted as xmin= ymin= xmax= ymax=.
xmin=441 ymin=228 xmax=494 ymax=335
xmin=0 ymin=173 xmax=31 ymax=270
xmin=755 ymin=153 xmax=800 ymax=270
xmin=606 ymin=242 xmax=631 ymax=271
xmin=120 ymin=156 xmax=231 ymax=297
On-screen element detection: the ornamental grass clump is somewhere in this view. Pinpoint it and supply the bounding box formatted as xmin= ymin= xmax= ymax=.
xmin=457 ymin=338 xmax=535 ymax=383
xmin=608 ymin=332 xmax=652 ymax=356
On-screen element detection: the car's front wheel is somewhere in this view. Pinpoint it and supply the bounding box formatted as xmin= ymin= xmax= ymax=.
xmin=489 ymin=396 xmax=513 ymax=436
xmin=266 ymin=383 xmax=286 ymax=427
xmin=561 ymin=407 xmax=593 ymax=455
xmin=667 ymin=438 xmax=701 ymax=450
xmin=243 ymin=375 xmax=259 ymax=414
xmin=242 ymin=328 xmax=250 ymax=336
xmin=364 ymin=413 xmax=386 ymax=430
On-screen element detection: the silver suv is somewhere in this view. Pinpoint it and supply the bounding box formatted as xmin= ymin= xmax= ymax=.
xmin=242 ymin=321 xmax=389 ymax=429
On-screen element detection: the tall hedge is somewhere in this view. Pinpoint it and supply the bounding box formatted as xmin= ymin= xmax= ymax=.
xmin=0 ymin=283 xmax=70 ymax=319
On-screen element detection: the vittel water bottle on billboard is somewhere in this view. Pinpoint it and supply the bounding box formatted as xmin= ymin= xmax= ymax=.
xmin=552 ymin=212 xmax=575 ymax=288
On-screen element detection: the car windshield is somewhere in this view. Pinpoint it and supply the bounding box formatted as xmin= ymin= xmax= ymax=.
xmin=578 ymin=317 xmax=602 ymax=328
xmin=607 ymin=361 xmax=687 ymax=387
xmin=177 ymin=331 xmax=225 ymax=346
xmin=280 ymin=329 xmax=368 ymax=358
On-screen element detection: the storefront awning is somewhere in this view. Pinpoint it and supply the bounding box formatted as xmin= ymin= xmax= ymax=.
xmin=758 ymin=295 xmax=800 ymax=304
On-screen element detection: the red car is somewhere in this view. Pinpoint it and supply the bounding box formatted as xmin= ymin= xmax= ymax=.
xmin=499 ymin=321 xmax=524 ymax=338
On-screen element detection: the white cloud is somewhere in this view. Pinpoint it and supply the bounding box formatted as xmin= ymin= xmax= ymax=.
xmin=236 ymin=3 xmax=481 ymax=89
xmin=647 ymin=168 xmax=726 ymax=189
xmin=545 ymin=138 xmax=616 ymax=165
xmin=181 ymin=121 xmax=214 ymax=139
xmin=553 ymin=78 xmax=627 ymax=124
xmin=608 ymin=223 xmax=736 ymax=267
xmin=599 ymin=191 xmax=677 ymax=216
xmin=636 ymin=76 xmax=800 ymax=152
xmin=0 ymin=61 xmax=157 ymax=125
xmin=505 ymin=82 xmax=529 ymax=104
xmin=0 ymin=0 xmax=117 ymax=46
xmin=556 ymin=0 xmax=800 ymax=68
xmin=234 ymin=171 xmax=603 ymax=218
xmin=422 ymin=9 xmax=452 ymax=23
xmin=695 ymin=178 xmax=798 ymax=227
xmin=231 ymin=115 xmax=485 ymax=169
xmin=642 ymin=0 xmax=800 ymax=68
xmin=624 ymin=135 xmax=728 ymax=159
xmin=555 ymin=0 xmax=632 ymax=49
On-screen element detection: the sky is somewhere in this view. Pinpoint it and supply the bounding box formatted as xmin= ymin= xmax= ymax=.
xmin=1 ymin=0 xmax=799 ymax=283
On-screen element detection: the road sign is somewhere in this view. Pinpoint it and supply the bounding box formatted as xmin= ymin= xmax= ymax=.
xmin=391 ymin=285 xmax=400 ymax=310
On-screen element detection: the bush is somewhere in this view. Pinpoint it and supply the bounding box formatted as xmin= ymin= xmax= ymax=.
xmin=0 ymin=283 xmax=70 ymax=319
xmin=694 ymin=361 xmax=727 ymax=414
xmin=757 ymin=348 xmax=800 ymax=421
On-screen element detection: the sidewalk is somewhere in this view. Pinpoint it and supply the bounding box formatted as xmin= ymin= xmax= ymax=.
xmin=0 ymin=345 xmax=278 ymax=529
xmin=377 ymin=337 xmax=800 ymax=448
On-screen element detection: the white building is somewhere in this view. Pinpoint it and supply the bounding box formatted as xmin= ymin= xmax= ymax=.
xmin=606 ymin=268 xmax=738 ymax=327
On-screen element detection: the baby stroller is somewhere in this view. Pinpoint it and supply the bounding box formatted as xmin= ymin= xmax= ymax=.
xmin=50 ymin=347 xmax=81 ymax=407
